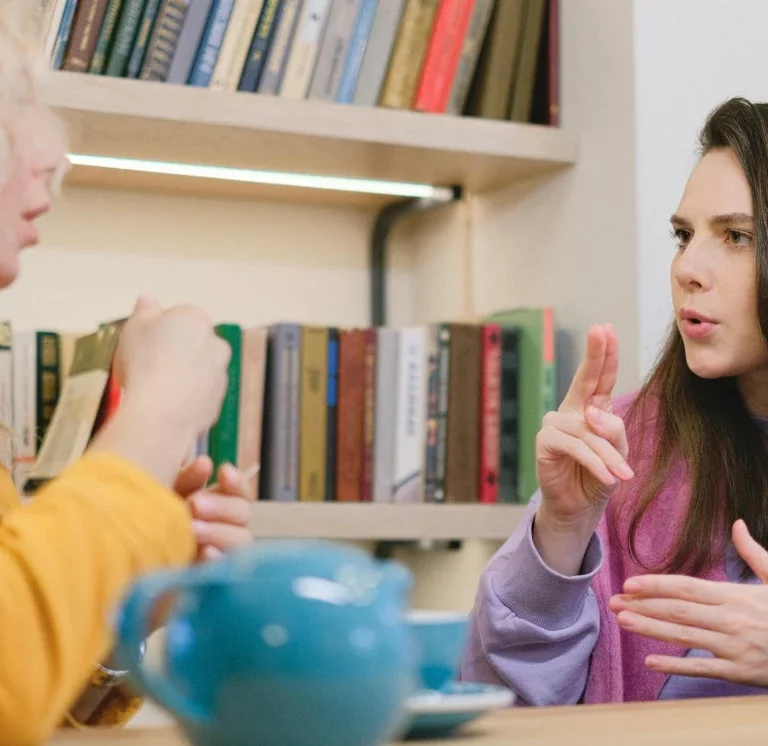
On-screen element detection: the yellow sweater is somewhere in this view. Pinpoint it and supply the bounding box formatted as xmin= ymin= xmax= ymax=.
xmin=0 ymin=452 xmax=195 ymax=745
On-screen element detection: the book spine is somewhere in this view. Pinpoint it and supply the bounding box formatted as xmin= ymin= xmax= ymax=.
xmin=189 ymin=0 xmax=237 ymax=86
xmin=324 ymin=327 xmax=339 ymax=500
xmin=507 ymin=0 xmax=546 ymax=122
xmin=444 ymin=323 xmax=481 ymax=503
xmin=105 ymin=0 xmax=149 ymax=76
xmin=62 ymin=0 xmax=112 ymax=72
xmin=89 ymin=0 xmax=124 ymax=72
xmin=278 ymin=0 xmax=332 ymax=99
xmin=166 ymin=0 xmax=215 ymax=84
xmin=432 ymin=322 xmax=450 ymax=503
xmin=299 ymin=326 xmax=328 ymax=502
xmin=208 ymin=324 xmax=242 ymax=476
xmin=498 ymin=327 xmax=519 ymax=503
xmin=285 ymin=324 xmax=301 ymax=501
xmin=335 ymin=329 xmax=365 ymax=502
xmin=237 ymin=0 xmax=284 ymax=91
xmin=140 ymin=0 xmax=192 ymax=81
xmin=258 ymin=0 xmax=303 ymax=94
xmin=209 ymin=0 xmax=263 ymax=89
xmin=126 ymin=0 xmax=163 ymax=77
xmin=51 ymin=0 xmax=80 ymax=69
xmin=307 ymin=0 xmax=363 ymax=101
xmin=352 ymin=0 xmax=405 ymax=105
xmin=45 ymin=0 xmax=70 ymax=62
xmin=423 ymin=324 xmax=439 ymax=502
xmin=12 ymin=332 xmax=37 ymax=489
xmin=371 ymin=329 xmax=398 ymax=503
xmin=444 ymin=0 xmax=494 ymax=115
xmin=0 ymin=324 xmax=12 ymax=446
xmin=36 ymin=332 xmax=61 ymax=451
xmin=335 ymin=0 xmax=378 ymax=104
xmin=479 ymin=324 xmax=501 ymax=504
xmin=413 ymin=0 xmax=474 ymax=113
xmin=378 ymin=0 xmax=438 ymax=109
xmin=360 ymin=327 xmax=376 ymax=502
xmin=237 ymin=327 xmax=267 ymax=500
xmin=392 ymin=326 xmax=427 ymax=504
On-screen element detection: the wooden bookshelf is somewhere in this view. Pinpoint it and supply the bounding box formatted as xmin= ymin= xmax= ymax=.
xmin=248 ymin=503 xmax=527 ymax=541
xmin=40 ymin=71 xmax=577 ymax=208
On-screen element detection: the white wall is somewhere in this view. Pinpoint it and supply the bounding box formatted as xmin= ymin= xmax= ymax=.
xmin=634 ymin=0 xmax=768 ymax=374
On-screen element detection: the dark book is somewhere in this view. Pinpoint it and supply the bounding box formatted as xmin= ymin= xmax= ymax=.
xmin=324 ymin=327 xmax=339 ymax=501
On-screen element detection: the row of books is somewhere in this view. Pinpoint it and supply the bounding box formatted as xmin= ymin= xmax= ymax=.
xmin=2 ymin=307 xmax=555 ymax=504
xmin=40 ymin=0 xmax=558 ymax=123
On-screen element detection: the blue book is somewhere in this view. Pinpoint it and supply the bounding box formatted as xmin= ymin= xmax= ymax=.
xmin=188 ymin=0 xmax=236 ymax=87
xmin=51 ymin=0 xmax=79 ymax=69
xmin=336 ymin=0 xmax=378 ymax=104
xmin=324 ymin=327 xmax=339 ymax=501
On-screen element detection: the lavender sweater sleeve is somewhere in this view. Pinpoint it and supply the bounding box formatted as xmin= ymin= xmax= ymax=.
xmin=459 ymin=491 xmax=603 ymax=706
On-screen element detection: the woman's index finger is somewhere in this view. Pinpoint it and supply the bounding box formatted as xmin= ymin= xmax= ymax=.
xmin=594 ymin=323 xmax=619 ymax=399
xmin=561 ymin=326 xmax=607 ymax=411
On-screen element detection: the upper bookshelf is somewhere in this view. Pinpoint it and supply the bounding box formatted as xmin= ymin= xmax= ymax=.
xmin=40 ymin=71 xmax=577 ymax=208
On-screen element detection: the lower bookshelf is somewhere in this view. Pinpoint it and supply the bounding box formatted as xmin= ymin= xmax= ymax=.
xmin=248 ymin=503 xmax=528 ymax=541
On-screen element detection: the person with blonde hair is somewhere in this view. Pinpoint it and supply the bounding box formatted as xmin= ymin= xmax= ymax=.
xmin=0 ymin=5 xmax=252 ymax=743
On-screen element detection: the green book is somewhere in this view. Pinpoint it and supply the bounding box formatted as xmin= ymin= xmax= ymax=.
xmin=104 ymin=0 xmax=148 ymax=77
xmin=126 ymin=0 xmax=162 ymax=78
xmin=208 ymin=323 xmax=242 ymax=478
xmin=90 ymin=0 xmax=124 ymax=73
xmin=485 ymin=307 xmax=556 ymax=503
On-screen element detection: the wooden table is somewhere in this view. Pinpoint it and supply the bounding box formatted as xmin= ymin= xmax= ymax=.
xmin=49 ymin=695 xmax=768 ymax=745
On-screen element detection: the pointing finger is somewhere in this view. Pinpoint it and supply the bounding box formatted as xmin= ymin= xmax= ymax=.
xmin=561 ymin=325 xmax=607 ymax=411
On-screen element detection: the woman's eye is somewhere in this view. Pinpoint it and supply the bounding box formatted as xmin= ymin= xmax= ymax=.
xmin=671 ymin=228 xmax=691 ymax=248
xmin=725 ymin=229 xmax=753 ymax=247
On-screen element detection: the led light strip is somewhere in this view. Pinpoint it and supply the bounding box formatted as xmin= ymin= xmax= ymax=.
xmin=66 ymin=153 xmax=457 ymax=202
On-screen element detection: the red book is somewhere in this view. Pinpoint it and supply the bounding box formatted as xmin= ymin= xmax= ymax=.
xmin=336 ymin=329 xmax=366 ymax=502
xmin=414 ymin=0 xmax=476 ymax=113
xmin=360 ymin=328 xmax=377 ymax=502
xmin=479 ymin=324 xmax=501 ymax=504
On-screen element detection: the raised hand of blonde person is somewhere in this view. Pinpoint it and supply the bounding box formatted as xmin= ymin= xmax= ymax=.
xmin=174 ymin=457 xmax=252 ymax=562
xmin=89 ymin=296 xmax=231 ymax=487
xmin=533 ymin=324 xmax=635 ymax=575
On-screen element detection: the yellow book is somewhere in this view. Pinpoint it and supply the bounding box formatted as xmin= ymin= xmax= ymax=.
xmin=299 ymin=326 xmax=328 ymax=502
xmin=379 ymin=0 xmax=439 ymax=109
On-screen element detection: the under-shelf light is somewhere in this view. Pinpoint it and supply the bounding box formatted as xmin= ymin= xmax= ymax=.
xmin=66 ymin=153 xmax=457 ymax=202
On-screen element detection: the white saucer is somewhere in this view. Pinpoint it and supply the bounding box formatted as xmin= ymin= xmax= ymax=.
xmin=402 ymin=681 xmax=515 ymax=739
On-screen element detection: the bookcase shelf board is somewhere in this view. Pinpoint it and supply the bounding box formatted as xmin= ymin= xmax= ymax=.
xmin=41 ymin=72 xmax=577 ymax=206
xmin=247 ymin=503 xmax=527 ymax=541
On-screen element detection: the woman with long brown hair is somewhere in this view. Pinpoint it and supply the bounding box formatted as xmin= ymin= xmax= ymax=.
xmin=462 ymin=96 xmax=768 ymax=704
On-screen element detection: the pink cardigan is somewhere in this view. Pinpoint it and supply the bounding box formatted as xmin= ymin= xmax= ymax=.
xmin=585 ymin=392 xmax=728 ymax=702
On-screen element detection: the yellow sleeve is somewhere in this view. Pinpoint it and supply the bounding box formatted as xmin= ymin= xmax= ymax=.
xmin=0 ymin=452 xmax=195 ymax=746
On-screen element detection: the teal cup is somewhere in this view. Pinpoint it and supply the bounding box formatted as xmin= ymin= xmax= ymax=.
xmin=407 ymin=611 xmax=469 ymax=692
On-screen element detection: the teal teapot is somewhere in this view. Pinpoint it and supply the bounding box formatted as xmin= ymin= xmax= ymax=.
xmin=114 ymin=540 xmax=417 ymax=746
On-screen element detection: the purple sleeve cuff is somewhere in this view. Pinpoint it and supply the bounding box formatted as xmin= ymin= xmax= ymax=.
xmin=491 ymin=511 xmax=603 ymax=630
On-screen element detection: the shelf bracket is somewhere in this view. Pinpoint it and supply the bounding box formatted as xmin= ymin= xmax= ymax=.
xmin=370 ymin=185 xmax=462 ymax=327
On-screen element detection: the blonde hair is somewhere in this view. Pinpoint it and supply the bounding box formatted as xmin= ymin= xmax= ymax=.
xmin=0 ymin=3 xmax=70 ymax=473
xmin=0 ymin=2 xmax=69 ymax=192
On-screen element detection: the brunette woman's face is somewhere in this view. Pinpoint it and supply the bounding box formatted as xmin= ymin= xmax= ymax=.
xmin=670 ymin=147 xmax=768 ymax=392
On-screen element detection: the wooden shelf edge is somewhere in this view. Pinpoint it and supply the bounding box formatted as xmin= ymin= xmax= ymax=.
xmin=42 ymin=71 xmax=577 ymax=165
xmin=248 ymin=503 xmax=527 ymax=541
xmin=40 ymin=71 xmax=577 ymax=202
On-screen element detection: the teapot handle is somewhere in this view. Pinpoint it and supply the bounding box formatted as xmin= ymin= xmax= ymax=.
xmin=114 ymin=568 xmax=222 ymax=727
